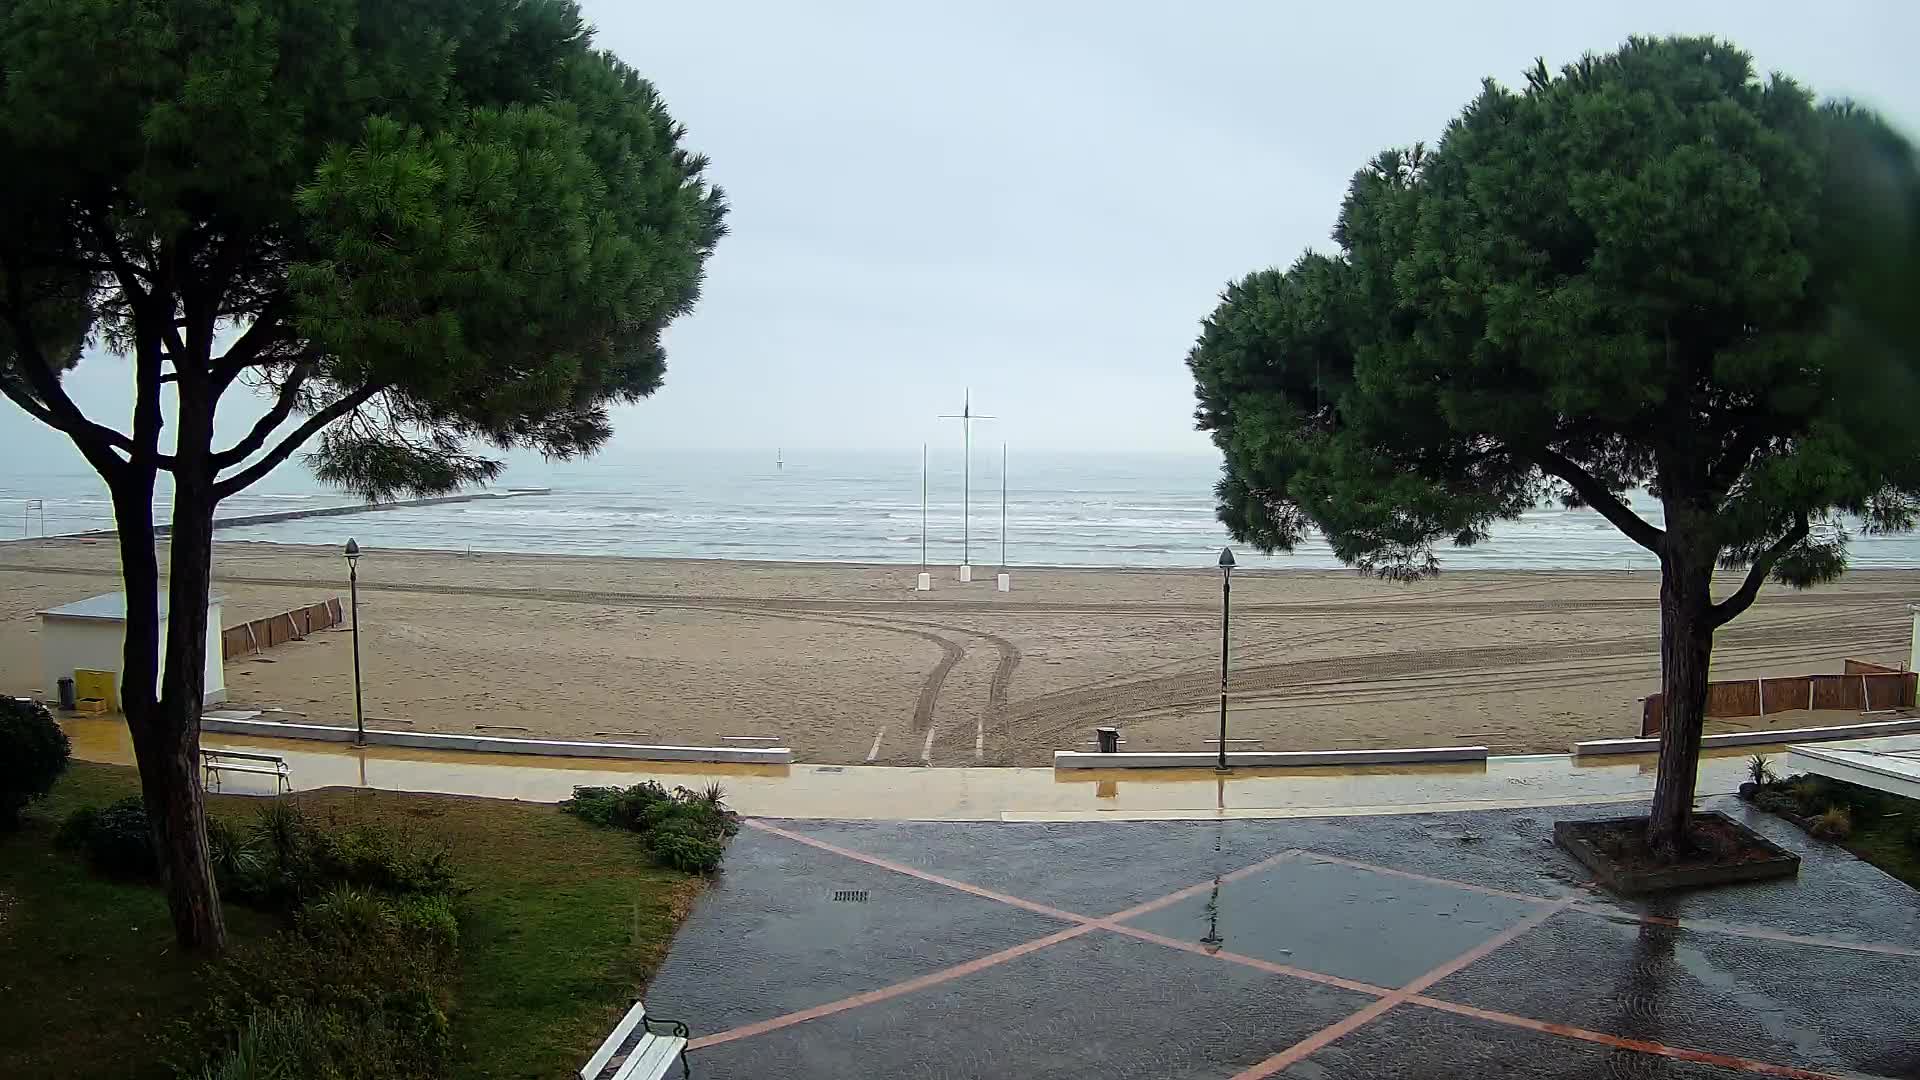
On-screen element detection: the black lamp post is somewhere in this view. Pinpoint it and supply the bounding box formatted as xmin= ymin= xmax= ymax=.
xmin=345 ymin=538 xmax=365 ymax=747
xmin=1216 ymin=546 xmax=1234 ymax=771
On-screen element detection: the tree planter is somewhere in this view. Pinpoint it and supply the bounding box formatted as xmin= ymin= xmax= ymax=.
xmin=1554 ymin=812 xmax=1800 ymax=894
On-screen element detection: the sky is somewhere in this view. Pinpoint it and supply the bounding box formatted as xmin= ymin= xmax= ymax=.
xmin=10 ymin=0 xmax=1920 ymax=468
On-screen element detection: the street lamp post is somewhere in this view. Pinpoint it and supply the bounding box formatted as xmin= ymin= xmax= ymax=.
xmin=1216 ymin=546 xmax=1234 ymax=771
xmin=345 ymin=538 xmax=365 ymax=747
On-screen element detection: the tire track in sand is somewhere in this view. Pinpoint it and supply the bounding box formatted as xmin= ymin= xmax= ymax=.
xmin=701 ymin=606 xmax=963 ymax=763
xmin=1001 ymin=612 xmax=1907 ymax=750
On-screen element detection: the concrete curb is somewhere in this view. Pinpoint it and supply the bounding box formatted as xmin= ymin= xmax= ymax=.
xmin=1052 ymin=746 xmax=1488 ymax=770
xmin=1570 ymin=716 xmax=1920 ymax=757
xmin=198 ymin=716 xmax=792 ymax=765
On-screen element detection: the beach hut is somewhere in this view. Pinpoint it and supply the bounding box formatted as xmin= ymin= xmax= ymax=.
xmin=37 ymin=592 xmax=226 ymax=709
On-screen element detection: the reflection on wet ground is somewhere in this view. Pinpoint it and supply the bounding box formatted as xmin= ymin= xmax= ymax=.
xmin=645 ymin=801 xmax=1920 ymax=1080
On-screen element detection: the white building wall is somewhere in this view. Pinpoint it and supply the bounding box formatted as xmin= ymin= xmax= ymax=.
xmin=37 ymin=598 xmax=226 ymax=707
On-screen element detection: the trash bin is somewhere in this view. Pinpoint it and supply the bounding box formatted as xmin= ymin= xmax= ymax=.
xmin=1095 ymin=726 xmax=1120 ymax=753
xmin=57 ymin=676 xmax=77 ymax=711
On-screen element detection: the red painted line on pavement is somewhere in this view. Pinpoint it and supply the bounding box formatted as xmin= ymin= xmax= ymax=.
xmin=1106 ymin=923 xmax=1392 ymax=998
xmin=1301 ymin=851 xmax=1564 ymax=904
xmin=724 ymin=822 xmax=1894 ymax=1080
xmin=1306 ymin=852 xmax=1920 ymax=960
xmin=706 ymin=828 xmax=1311 ymax=1050
xmin=1228 ymin=901 xmax=1574 ymax=1080
xmin=1097 ymin=848 xmax=1301 ymax=923
xmin=688 ymin=922 xmax=1095 ymax=1049
xmin=1570 ymin=903 xmax=1920 ymax=959
xmin=744 ymin=819 xmax=1091 ymax=924
xmin=1407 ymin=998 xmax=1852 ymax=1080
xmin=1402 ymin=900 xmax=1574 ymax=995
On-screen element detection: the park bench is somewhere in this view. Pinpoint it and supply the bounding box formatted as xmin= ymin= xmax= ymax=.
xmin=200 ymin=748 xmax=291 ymax=794
xmin=581 ymin=998 xmax=690 ymax=1080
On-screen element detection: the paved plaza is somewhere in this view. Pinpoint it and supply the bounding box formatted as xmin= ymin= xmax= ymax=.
xmin=645 ymin=798 xmax=1920 ymax=1079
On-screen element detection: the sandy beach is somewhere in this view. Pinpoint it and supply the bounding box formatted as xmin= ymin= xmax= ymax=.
xmin=1 ymin=538 xmax=1915 ymax=766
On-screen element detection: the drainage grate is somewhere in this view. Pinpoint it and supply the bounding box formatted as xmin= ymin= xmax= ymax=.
xmin=832 ymin=890 xmax=869 ymax=903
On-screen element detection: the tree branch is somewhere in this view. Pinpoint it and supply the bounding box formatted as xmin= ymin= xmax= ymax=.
xmin=1528 ymin=445 xmax=1665 ymax=553
xmin=1707 ymin=517 xmax=1810 ymax=629
xmin=209 ymin=304 xmax=289 ymax=393
xmin=0 ymin=271 xmax=135 ymax=473
xmin=212 ymin=363 xmax=312 ymax=468
xmin=84 ymin=207 xmax=149 ymax=301
xmin=1707 ymin=424 xmax=1770 ymax=496
xmin=212 ymin=383 xmax=382 ymax=500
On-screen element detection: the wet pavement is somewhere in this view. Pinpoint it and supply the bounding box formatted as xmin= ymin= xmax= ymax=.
xmin=65 ymin=716 xmax=1772 ymax=821
xmin=644 ymin=798 xmax=1920 ymax=1079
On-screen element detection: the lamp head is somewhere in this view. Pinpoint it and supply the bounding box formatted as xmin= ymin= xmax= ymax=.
xmin=1217 ymin=546 xmax=1235 ymax=571
xmin=344 ymin=538 xmax=360 ymax=563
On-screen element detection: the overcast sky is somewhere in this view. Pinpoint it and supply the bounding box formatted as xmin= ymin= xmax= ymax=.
xmin=13 ymin=0 xmax=1920 ymax=467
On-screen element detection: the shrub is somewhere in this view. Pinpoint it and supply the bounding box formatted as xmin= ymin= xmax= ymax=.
xmin=562 ymin=781 xmax=739 ymax=872
xmin=562 ymin=781 xmax=674 ymax=831
xmin=207 ymin=817 xmax=264 ymax=887
xmin=1786 ymin=777 xmax=1830 ymax=816
xmin=1745 ymin=754 xmax=1777 ymax=787
xmin=650 ymin=830 xmax=727 ymax=874
xmin=56 ymin=804 xmax=100 ymax=851
xmin=0 ymin=696 xmax=70 ymax=829
xmin=64 ymin=796 xmax=158 ymax=878
xmin=648 ymin=817 xmax=729 ymax=873
xmin=192 ymin=1004 xmax=330 ymax=1080
xmin=298 ymin=885 xmax=396 ymax=943
xmin=392 ymin=894 xmax=460 ymax=958
xmin=227 ymin=800 xmax=458 ymax=910
xmin=188 ymin=883 xmax=459 ymax=1080
xmin=1810 ymin=805 xmax=1853 ymax=841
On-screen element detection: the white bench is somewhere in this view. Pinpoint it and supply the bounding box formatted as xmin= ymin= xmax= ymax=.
xmin=201 ymin=748 xmax=291 ymax=794
xmin=581 ymin=998 xmax=689 ymax=1080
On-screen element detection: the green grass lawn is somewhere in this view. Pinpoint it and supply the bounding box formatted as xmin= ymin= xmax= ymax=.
xmin=0 ymin=763 xmax=704 ymax=1079
xmin=1845 ymin=809 xmax=1920 ymax=889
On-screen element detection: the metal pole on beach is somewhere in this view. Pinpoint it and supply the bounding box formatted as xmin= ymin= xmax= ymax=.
xmin=1000 ymin=443 xmax=1007 ymax=569
xmin=345 ymin=538 xmax=365 ymax=747
xmin=921 ymin=443 xmax=928 ymax=569
xmin=1216 ymin=547 xmax=1235 ymax=771
xmin=939 ymin=391 xmax=993 ymax=576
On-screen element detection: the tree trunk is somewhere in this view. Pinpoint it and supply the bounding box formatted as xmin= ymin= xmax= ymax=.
xmin=147 ymin=386 xmax=228 ymax=951
xmin=1647 ymin=541 xmax=1716 ymax=856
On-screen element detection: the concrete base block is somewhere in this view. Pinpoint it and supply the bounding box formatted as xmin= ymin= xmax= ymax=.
xmin=1053 ymin=745 xmax=1488 ymax=769
xmin=958 ymin=564 xmax=972 ymax=583
xmin=996 ymin=573 xmax=1010 ymax=592
xmin=916 ymin=572 xmax=932 ymax=591
xmin=199 ymin=716 xmax=793 ymax=764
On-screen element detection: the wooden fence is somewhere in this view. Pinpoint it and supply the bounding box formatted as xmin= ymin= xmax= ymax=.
xmin=1640 ymin=659 xmax=1917 ymax=736
xmin=221 ymin=598 xmax=345 ymax=660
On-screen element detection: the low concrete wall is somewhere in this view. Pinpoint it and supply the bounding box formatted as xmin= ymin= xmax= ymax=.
xmin=1053 ymin=745 xmax=1488 ymax=770
xmin=199 ymin=716 xmax=792 ymax=764
xmin=1573 ymin=716 xmax=1920 ymax=757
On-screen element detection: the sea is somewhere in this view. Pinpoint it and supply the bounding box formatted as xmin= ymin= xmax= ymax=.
xmin=6 ymin=447 xmax=1920 ymax=571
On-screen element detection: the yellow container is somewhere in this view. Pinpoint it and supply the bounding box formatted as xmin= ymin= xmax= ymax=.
xmin=73 ymin=669 xmax=118 ymax=712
